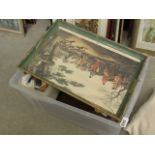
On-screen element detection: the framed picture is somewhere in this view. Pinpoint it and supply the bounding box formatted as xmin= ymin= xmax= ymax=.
xmin=18 ymin=20 xmax=146 ymax=121
xmin=132 ymin=19 xmax=155 ymax=53
xmin=0 ymin=19 xmax=24 ymax=35
xmin=66 ymin=19 xmax=108 ymax=38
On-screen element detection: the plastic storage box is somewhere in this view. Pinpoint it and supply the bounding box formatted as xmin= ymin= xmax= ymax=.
xmin=9 ymin=57 xmax=149 ymax=134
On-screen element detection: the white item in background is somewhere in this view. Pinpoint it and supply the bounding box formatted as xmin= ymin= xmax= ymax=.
xmin=97 ymin=19 xmax=108 ymax=37
xmin=114 ymin=19 xmax=121 ymax=42
xmin=66 ymin=19 xmax=75 ymax=25
xmin=20 ymin=74 xmax=35 ymax=88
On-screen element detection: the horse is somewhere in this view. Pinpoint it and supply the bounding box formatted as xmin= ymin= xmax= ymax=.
xmin=89 ymin=60 xmax=101 ymax=78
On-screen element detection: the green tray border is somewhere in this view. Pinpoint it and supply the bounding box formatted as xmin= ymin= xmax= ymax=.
xmin=18 ymin=20 xmax=146 ymax=121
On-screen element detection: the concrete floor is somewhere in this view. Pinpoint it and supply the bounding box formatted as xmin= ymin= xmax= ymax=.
xmin=0 ymin=20 xmax=94 ymax=134
xmin=0 ymin=19 xmax=155 ymax=135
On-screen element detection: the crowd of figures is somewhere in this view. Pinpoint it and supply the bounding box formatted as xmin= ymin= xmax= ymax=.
xmin=52 ymin=39 xmax=134 ymax=98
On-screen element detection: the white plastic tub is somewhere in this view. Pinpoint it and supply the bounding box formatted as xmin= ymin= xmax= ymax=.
xmin=9 ymin=58 xmax=149 ymax=134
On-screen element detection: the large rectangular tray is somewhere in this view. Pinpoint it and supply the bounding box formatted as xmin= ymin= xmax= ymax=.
xmin=18 ymin=20 xmax=147 ymax=121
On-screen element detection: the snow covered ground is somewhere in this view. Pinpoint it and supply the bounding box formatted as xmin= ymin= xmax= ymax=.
xmin=48 ymin=58 xmax=127 ymax=114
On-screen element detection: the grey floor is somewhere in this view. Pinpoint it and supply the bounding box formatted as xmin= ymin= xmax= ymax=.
xmin=0 ymin=20 xmax=155 ymax=135
xmin=0 ymin=20 xmax=94 ymax=134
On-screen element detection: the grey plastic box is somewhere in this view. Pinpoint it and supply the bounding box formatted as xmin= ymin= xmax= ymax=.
xmin=9 ymin=58 xmax=149 ymax=134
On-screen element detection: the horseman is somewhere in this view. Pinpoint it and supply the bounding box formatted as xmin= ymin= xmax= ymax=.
xmin=102 ymin=67 xmax=110 ymax=85
xmin=89 ymin=59 xmax=101 ymax=78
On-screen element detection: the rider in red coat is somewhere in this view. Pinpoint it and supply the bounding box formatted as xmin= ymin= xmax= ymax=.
xmin=89 ymin=60 xmax=101 ymax=78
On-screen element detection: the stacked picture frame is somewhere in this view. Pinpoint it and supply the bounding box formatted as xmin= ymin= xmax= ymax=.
xmin=0 ymin=19 xmax=24 ymax=35
xmin=132 ymin=19 xmax=155 ymax=55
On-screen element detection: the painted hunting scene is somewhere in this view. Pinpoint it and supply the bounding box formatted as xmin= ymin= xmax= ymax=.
xmin=23 ymin=28 xmax=140 ymax=115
